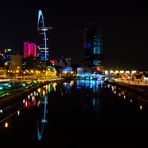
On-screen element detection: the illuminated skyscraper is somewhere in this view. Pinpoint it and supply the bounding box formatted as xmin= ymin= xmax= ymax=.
xmin=3 ymin=49 xmax=13 ymax=70
xmin=37 ymin=10 xmax=52 ymax=61
xmin=23 ymin=42 xmax=37 ymax=58
xmin=83 ymin=25 xmax=103 ymax=67
xmin=11 ymin=54 xmax=22 ymax=70
xmin=4 ymin=49 xmax=13 ymax=62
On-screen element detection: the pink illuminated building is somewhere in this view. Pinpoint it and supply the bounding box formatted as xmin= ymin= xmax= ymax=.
xmin=23 ymin=42 xmax=37 ymax=58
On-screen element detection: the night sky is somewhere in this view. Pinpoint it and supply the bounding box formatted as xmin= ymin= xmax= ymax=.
xmin=0 ymin=0 xmax=148 ymax=70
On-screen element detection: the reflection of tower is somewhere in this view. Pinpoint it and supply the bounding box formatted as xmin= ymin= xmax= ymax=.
xmin=37 ymin=10 xmax=52 ymax=61
xmin=37 ymin=95 xmax=48 ymax=141
xmin=84 ymin=25 xmax=103 ymax=67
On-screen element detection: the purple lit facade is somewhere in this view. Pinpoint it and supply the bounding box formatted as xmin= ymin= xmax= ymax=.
xmin=23 ymin=42 xmax=37 ymax=58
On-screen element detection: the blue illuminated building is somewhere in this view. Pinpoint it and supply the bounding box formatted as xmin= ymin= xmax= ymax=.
xmin=83 ymin=25 xmax=103 ymax=67
xmin=3 ymin=49 xmax=13 ymax=69
xmin=37 ymin=10 xmax=52 ymax=61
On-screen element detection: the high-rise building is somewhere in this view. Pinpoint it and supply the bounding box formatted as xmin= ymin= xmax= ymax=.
xmin=3 ymin=49 xmax=13 ymax=70
xmin=37 ymin=10 xmax=52 ymax=61
xmin=4 ymin=49 xmax=13 ymax=62
xmin=23 ymin=42 xmax=37 ymax=58
xmin=83 ymin=25 xmax=103 ymax=67
xmin=11 ymin=54 xmax=22 ymax=70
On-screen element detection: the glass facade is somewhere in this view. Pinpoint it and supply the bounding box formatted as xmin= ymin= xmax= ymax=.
xmin=84 ymin=25 xmax=103 ymax=67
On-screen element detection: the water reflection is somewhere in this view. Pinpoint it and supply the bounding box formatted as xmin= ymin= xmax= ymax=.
xmin=37 ymin=95 xmax=48 ymax=141
xmin=0 ymin=80 xmax=148 ymax=145
xmin=139 ymin=105 xmax=143 ymax=111
xmin=77 ymin=79 xmax=104 ymax=92
xmin=26 ymin=83 xmax=53 ymax=141
xmin=109 ymin=83 xmax=148 ymax=111
xmin=0 ymin=82 xmax=56 ymax=143
xmin=0 ymin=101 xmax=24 ymax=128
xmin=76 ymin=80 xmax=103 ymax=117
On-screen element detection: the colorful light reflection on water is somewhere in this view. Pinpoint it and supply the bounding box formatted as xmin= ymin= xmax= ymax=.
xmin=0 ymin=80 xmax=148 ymax=145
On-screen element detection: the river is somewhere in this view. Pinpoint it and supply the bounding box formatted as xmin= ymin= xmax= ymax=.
xmin=0 ymin=79 xmax=148 ymax=146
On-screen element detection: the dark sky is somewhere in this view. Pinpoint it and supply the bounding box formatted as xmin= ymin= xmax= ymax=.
xmin=0 ymin=0 xmax=148 ymax=70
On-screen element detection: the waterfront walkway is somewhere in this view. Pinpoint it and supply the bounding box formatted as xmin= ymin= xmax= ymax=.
xmin=108 ymin=79 xmax=148 ymax=102
xmin=114 ymin=78 xmax=148 ymax=86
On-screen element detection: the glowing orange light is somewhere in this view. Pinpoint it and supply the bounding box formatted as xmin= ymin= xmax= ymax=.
xmin=140 ymin=105 xmax=143 ymax=111
xmin=17 ymin=110 xmax=20 ymax=116
xmin=25 ymin=101 xmax=28 ymax=107
xmin=4 ymin=122 xmax=8 ymax=128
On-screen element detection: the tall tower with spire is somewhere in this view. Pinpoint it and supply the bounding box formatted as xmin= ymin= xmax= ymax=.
xmin=37 ymin=10 xmax=52 ymax=61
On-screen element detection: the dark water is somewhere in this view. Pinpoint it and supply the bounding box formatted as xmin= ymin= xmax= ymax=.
xmin=0 ymin=79 xmax=148 ymax=146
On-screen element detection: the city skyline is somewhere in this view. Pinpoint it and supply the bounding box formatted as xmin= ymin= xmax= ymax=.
xmin=0 ymin=0 xmax=148 ymax=69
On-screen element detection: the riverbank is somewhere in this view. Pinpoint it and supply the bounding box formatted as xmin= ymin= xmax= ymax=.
xmin=0 ymin=78 xmax=64 ymax=108
xmin=107 ymin=80 xmax=148 ymax=99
